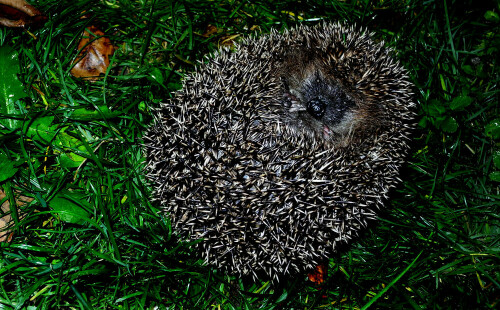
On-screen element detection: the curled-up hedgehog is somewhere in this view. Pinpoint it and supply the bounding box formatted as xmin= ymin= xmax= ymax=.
xmin=144 ymin=22 xmax=415 ymax=281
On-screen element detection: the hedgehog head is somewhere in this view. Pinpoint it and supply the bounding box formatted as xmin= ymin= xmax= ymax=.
xmin=277 ymin=53 xmax=360 ymax=146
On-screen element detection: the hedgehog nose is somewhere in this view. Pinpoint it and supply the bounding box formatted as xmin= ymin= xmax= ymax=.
xmin=306 ymin=97 xmax=326 ymax=119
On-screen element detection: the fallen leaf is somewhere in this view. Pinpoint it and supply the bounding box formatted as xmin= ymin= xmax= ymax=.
xmin=308 ymin=262 xmax=328 ymax=285
xmin=0 ymin=187 xmax=32 ymax=243
xmin=0 ymin=0 xmax=46 ymax=28
xmin=70 ymin=25 xmax=116 ymax=80
xmin=201 ymin=24 xmax=218 ymax=37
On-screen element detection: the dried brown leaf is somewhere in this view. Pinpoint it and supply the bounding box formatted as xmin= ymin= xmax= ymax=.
xmin=70 ymin=25 xmax=116 ymax=80
xmin=0 ymin=187 xmax=32 ymax=242
xmin=308 ymin=262 xmax=328 ymax=285
xmin=0 ymin=0 xmax=46 ymax=28
xmin=201 ymin=24 xmax=218 ymax=37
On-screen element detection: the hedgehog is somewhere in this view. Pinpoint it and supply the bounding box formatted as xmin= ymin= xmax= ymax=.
xmin=144 ymin=22 xmax=415 ymax=282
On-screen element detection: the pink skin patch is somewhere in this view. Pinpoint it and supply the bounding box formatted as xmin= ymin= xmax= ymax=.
xmin=323 ymin=125 xmax=332 ymax=138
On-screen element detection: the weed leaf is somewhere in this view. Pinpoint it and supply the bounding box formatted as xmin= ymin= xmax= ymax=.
xmin=25 ymin=116 xmax=57 ymax=143
xmin=0 ymin=46 xmax=27 ymax=130
xmin=0 ymin=153 xmax=18 ymax=182
xmin=493 ymin=151 xmax=500 ymax=169
xmin=50 ymin=191 xmax=92 ymax=224
xmin=485 ymin=118 xmax=500 ymax=139
xmin=436 ymin=116 xmax=458 ymax=133
xmin=489 ymin=171 xmax=500 ymax=182
xmin=484 ymin=10 xmax=499 ymax=22
xmin=449 ymin=96 xmax=473 ymax=111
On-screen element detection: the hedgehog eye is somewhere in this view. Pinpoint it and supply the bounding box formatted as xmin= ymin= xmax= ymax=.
xmin=306 ymin=97 xmax=326 ymax=119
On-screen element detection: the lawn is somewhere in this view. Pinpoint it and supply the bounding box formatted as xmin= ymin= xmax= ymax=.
xmin=0 ymin=0 xmax=499 ymax=309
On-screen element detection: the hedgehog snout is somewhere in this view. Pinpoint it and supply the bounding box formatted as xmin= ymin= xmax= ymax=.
xmin=283 ymin=92 xmax=305 ymax=113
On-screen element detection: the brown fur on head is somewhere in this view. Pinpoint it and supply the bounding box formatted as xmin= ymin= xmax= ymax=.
xmin=274 ymin=49 xmax=376 ymax=148
xmin=269 ymin=25 xmax=401 ymax=149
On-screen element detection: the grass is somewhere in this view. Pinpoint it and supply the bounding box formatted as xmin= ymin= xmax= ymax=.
xmin=0 ymin=0 xmax=499 ymax=308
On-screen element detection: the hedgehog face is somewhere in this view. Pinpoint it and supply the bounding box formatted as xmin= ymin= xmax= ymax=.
xmin=281 ymin=71 xmax=358 ymax=142
xmin=276 ymin=53 xmax=363 ymax=146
